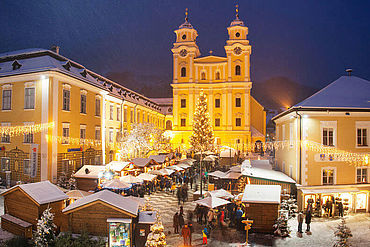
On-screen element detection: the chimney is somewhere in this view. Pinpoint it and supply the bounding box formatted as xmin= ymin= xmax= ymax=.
xmin=51 ymin=45 xmax=60 ymax=54
xmin=345 ymin=68 xmax=352 ymax=76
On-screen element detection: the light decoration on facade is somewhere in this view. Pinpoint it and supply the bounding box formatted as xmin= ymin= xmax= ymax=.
xmin=45 ymin=134 xmax=102 ymax=147
xmin=0 ymin=122 xmax=54 ymax=136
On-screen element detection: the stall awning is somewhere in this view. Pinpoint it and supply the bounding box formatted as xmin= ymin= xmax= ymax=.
xmin=300 ymin=187 xmax=361 ymax=194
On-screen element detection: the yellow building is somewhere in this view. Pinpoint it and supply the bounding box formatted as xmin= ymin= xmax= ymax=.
xmin=273 ymin=75 xmax=370 ymax=213
xmin=0 ymin=48 xmax=165 ymax=184
xmin=167 ymin=10 xmax=266 ymax=151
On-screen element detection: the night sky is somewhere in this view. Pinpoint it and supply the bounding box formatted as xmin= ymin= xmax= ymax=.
xmin=1 ymin=0 xmax=370 ymax=97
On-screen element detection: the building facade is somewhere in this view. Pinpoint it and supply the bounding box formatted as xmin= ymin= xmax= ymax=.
xmin=273 ymin=75 xmax=370 ymax=213
xmin=0 ymin=49 xmax=166 ymax=184
xmin=168 ymin=11 xmax=266 ymax=151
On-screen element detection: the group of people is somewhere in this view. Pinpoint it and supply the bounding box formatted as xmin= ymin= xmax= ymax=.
xmin=173 ymin=206 xmax=194 ymax=246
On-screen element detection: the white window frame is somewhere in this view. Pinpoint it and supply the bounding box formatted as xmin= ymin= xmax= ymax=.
xmin=215 ymin=118 xmax=221 ymax=127
xmin=62 ymin=122 xmax=70 ymax=144
xmin=24 ymin=84 xmax=36 ymax=110
xmin=2 ymin=88 xmax=12 ymax=111
xmin=23 ymin=159 xmax=31 ymax=176
xmin=289 ymin=165 xmax=293 ymax=177
xmin=95 ymin=95 xmax=101 ymax=117
xmin=130 ymin=110 xmax=133 ymax=123
xmin=23 ymin=122 xmax=34 ymax=144
xmin=1 ymin=157 xmax=10 ymax=171
xmin=62 ymin=85 xmax=71 ymax=111
xmin=1 ymin=122 xmax=10 ymax=143
xmin=356 ymin=167 xmax=368 ymax=184
xmin=123 ymin=108 xmax=128 ymax=122
xmin=321 ymin=167 xmax=336 ymax=185
xmin=117 ymin=106 xmax=121 ymax=121
xmin=95 ymin=126 xmax=101 ymax=140
xmin=109 ymin=128 xmax=114 ymax=143
xmin=109 ymin=104 xmax=114 ymax=120
xmin=276 ymin=125 xmax=280 ymax=141
xmin=80 ymin=125 xmax=86 ymax=140
xmin=289 ymin=123 xmax=293 ymax=147
xmin=320 ymin=121 xmax=337 ymax=147
xmin=356 ymin=121 xmax=370 ymax=148
xmin=80 ymin=93 xmax=87 ymax=114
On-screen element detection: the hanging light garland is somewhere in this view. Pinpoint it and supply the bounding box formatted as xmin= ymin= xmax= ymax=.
xmin=0 ymin=122 xmax=55 ymax=137
xmin=45 ymin=134 xmax=102 ymax=147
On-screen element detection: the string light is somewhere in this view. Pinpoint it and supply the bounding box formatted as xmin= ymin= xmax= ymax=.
xmin=45 ymin=134 xmax=102 ymax=147
xmin=0 ymin=122 xmax=54 ymax=136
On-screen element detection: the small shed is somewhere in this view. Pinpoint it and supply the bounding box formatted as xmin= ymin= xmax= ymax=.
xmin=134 ymin=211 xmax=157 ymax=247
xmin=1 ymin=181 xmax=68 ymax=234
xmin=241 ymin=184 xmax=281 ymax=233
xmin=62 ymin=190 xmax=139 ymax=244
xmin=73 ymin=165 xmax=105 ymax=191
xmin=131 ymin=158 xmax=159 ymax=173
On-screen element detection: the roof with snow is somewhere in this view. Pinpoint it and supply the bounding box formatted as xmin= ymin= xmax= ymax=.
xmin=0 ymin=48 xmax=164 ymax=114
xmin=241 ymin=166 xmax=296 ymax=184
xmin=73 ymin=165 xmax=105 ymax=179
xmin=139 ymin=211 xmax=157 ymax=224
xmin=131 ymin=158 xmax=157 ymax=168
xmin=148 ymin=154 xmax=168 ymax=164
xmin=62 ymin=189 xmax=139 ymax=216
xmin=242 ymin=184 xmax=281 ymax=204
xmin=1 ymin=180 xmax=68 ymax=205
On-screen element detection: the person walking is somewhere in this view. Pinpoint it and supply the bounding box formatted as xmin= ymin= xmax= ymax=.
xmin=173 ymin=212 xmax=179 ymax=234
xmin=235 ymin=207 xmax=243 ymax=231
xmin=179 ymin=212 xmax=185 ymax=233
xmin=305 ymin=208 xmax=312 ymax=233
xmin=202 ymin=226 xmax=209 ymax=245
xmin=297 ymin=211 xmax=304 ymax=233
xmin=181 ymin=224 xmax=191 ymax=246
xmin=177 ymin=188 xmax=182 ymax=205
xmin=338 ymin=201 xmax=344 ymax=217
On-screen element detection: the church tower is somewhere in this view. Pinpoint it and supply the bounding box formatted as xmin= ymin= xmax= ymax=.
xmin=171 ymin=9 xmax=200 ymax=83
xmin=224 ymin=5 xmax=252 ymax=82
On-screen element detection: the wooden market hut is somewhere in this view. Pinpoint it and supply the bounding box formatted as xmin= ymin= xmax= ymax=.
xmin=148 ymin=155 xmax=168 ymax=166
xmin=131 ymin=158 xmax=159 ymax=174
xmin=1 ymin=181 xmax=68 ymax=237
xmin=73 ymin=165 xmax=105 ymax=191
xmin=134 ymin=211 xmax=157 ymax=247
xmin=62 ymin=190 xmax=139 ymax=239
xmin=241 ymin=184 xmax=281 ymax=233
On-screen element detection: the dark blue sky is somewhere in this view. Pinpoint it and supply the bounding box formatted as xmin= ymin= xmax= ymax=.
xmin=1 ymin=0 xmax=369 ymax=90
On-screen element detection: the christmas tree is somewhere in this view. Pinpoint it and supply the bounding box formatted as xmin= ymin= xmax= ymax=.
xmin=333 ymin=219 xmax=352 ymax=247
xmin=34 ymin=207 xmax=56 ymax=247
xmin=145 ymin=214 xmax=167 ymax=247
xmin=189 ymin=90 xmax=214 ymax=152
xmin=281 ymin=196 xmax=298 ymax=218
xmin=273 ymin=214 xmax=290 ymax=237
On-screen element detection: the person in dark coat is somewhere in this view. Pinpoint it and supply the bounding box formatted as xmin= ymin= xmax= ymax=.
xmin=338 ymin=201 xmax=344 ymax=217
xmin=177 ymin=188 xmax=182 ymax=205
xmin=305 ymin=209 xmax=312 ymax=232
xmin=297 ymin=211 xmax=304 ymax=233
xmin=173 ymin=212 xmax=179 ymax=234
xmin=179 ymin=212 xmax=185 ymax=233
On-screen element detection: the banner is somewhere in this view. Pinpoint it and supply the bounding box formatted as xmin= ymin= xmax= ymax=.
xmin=30 ymin=144 xmax=38 ymax=178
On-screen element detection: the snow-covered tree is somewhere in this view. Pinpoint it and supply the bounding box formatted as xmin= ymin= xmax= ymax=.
xmin=34 ymin=207 xmax=56 ymax=247
xmin=145 ymin=216 xmax=166 ymax=247
xmin=273 ymin=214 xmax=290 ymax=237
xmin=281 ymin=196 xmax=298 ymax=218
xmin=189 ymin=91 xmax=214 ymax=152
xmin=57 ymin=172 xmax=69 ymax=189
xmin=333 ymin=219 xmax=352 ymax=247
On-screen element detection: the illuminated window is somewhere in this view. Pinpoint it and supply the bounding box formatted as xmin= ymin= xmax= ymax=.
xmin=80 ymin=126 xmax=86 ymax=139
xmin=1 ymin=123 xmax=10 ymax=143
xmin=130 ymin=111 xmax=133 ymax=123
xmin=322 ymin=168 xmax=334 ymax=185
xmin=95 ymin=127 xmax=101 ymax=140
xmin=24 ymin=88 xmax=35 ymax=109
xmin=235 ymin=97 xmax=241 ymax=107
xmin=323 ymin=128 xmax=334 ymax=146
xmin=181 ymin=99 xmax=186 ymax=108
xmin=181 ymin=67 xmax=186 ymax=77
xmin=215 ymin=118 xmax=220 ymax=127
xmin=24 ymin=132 xmax=33 ymax=144
xmin=236 ymin=118 xmax=241 ymax=126
xmin=181 ymin=118 xmax=186 ymax=127
xmin=357 ymin=128 xmax=368 ymax=146
xmin=62 ymin=159 xmax=71 ymax=174
xmin=356 ymin=167 xmax=368 ymax=183
xmin=62 ymin=126 xmax=69 ymax=144
xmin=1 ymin=157 xmax=10 ymax=171
xmin=215 ymin=98 xmax=220 ymax=108
xmin=109 ymin=128 xmax=114 ymax=143
xmin=235 ymin=65 xmax=241 ymax=75
xmin=201 ymin=72 xmax=206 ymax=80
xmin=80 ymin=94 xmax=86 ymax=114
xmin=62 ymin=89 xmax=70 ymax=111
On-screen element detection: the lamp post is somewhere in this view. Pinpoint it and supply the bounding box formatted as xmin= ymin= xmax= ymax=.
xmin=242 ymin=219 xmax=253 ymax=246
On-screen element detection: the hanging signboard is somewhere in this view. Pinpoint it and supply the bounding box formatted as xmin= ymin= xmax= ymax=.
xmin=30 ymin=144 xmax=39 ymax=178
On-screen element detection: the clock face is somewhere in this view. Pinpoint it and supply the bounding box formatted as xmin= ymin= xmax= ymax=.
xmin=235 ymin=32 xmax=240 ymax=37
xmin=179 ymin=49 xmax=188 ymax=57
xmin=234 ymin=47 xmax=242 ymax=55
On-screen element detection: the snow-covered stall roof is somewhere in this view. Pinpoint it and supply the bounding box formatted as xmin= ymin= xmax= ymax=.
xmin=242 ymin=185 xmax=281 ymax=204
xmin=242 ymin=167 xmax=296 ymax=184
xmin=73 ymin=165 xmax=105 ymax=179
xmin=63 ymin=190 xmax=139 ymax=216
xmin=139 ymin=211 xmax=157 ymax=224
xmin=0 ymin=48 xmax=163 ymax=113
xmin=106 ymin=161 xmax=131 ymax=172
xmin=1 ymin=181 xmax=68 ymax=205
xmin=131 ymin=158 xmax=157 ymax=168
xmin=148 ymin=154 xmax=168 ymax=164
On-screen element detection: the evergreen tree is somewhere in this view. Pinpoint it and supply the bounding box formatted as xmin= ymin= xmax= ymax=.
xmin=333 ymin=219 xmax=352 ymax=247
xmin=189 ymin=91 xmax=214 ymax=152
xmin=145 ymin=216 xmax=166 ymax=247
xmin=273 ymin=214 xmax=290 ymax=237
xmin=34 ymin=207 xmax=56 ymax=247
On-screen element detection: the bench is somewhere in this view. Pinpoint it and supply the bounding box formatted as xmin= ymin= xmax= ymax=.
xmin=1 ymin=214 xmax=33 ymax=238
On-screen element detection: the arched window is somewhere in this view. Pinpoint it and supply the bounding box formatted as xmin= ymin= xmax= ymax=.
xmin=181 ymin=67 xmax=186 ymax=77
xmin=215 ymin=71 xmax=220 ymax=80
xmin=235 ymin=65 xmax=241 ymax=76
xmin=201 ymin=72 xmax=206 ymax=80
xmin=166 ymin=120 xmax=172 ymax=130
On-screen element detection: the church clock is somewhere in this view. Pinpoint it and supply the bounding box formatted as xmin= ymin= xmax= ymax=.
xmin=179 ymin=49 xmax=188 ymax=57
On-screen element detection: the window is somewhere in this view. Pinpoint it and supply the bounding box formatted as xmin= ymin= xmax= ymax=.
xmin=1 ymin=123 xmax=10 ymax=143
xmin=215 ymin=118 xmax=220 ymax=127
xmin=201 ymin=72 xmax=206 ymax=80
xmin=95 ymin=98 xmax=100 ymax=116
xmin=1 ymin=157 xmax=10 ymax=171
xmin=323 ymin=128 xmax=334 ymax=146
xmin=130 ymin=111 xmax=133 ymax=123
xmin=235 ymin=65 xmax=241 ymax=75
xmin=166 ymin=120 xmax=172 ymax=130
xmin=80 ymin=94 xmax=86 ymax=114
xmin=117 ymin=107 xmax=121 ymax=121
xmin=123 ymin=109 xmax=127 ymax=122
xmin=235 ymin=97 xmax=241 ymax=107
xmin=109 ymin=105 xmax=114 ymax=120
xmin=62 ymin=159 xmax=70 ymax=173
xmin=357 ymin=168 xmax=368 ymax=183
xmin=181 ymin=67 xmax=186 ymax=77
xmin=322 ymin=168 xmax=335 ymax=185
xmin=357 ymin=128 xmax=368 ymax=146
xmin=215 ymin=98 xmax=220 ymax=108
xmin=109 ymin=128 xmax=114 ymax=143
xmin=180 ymin=118 xmax=186 ymax=127
xmin=236 ymin=118 xmax=241 ymax=126
xmin=2 ymin=89 xmax=12 ymax=110
xmin=215 ymin=71 xmax=220 ymax=80
xmin=24 ymin=132 xmax=33 ymax=144
xmin=62 ymin=89 xmax=70 ymax=111
xmin=137 ymin=112 xmax=140 ymax=123
xmin=289 ymin=123 xmax=293 ymax=146
xmin=282 ymin=125 xmax=286 ymax=141
xmin=95 ymin=127 xmax=101 ymax=140
xmin=23 ymin=159 xmax=31 ymax=176
xmin=24 ymin=88 xmax=35 ymax=109
xmin=80 ymin=126 xmax=86 ymax=139
xmin=62 ymin=126 xmax=69 ymax=144
xmin=181 ymin=99 xmax=186 ymax=108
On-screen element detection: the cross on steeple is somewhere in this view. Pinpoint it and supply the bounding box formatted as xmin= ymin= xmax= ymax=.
xmin=235 ymin=4 xmax=239 ymax=19
xmin=185 ymin=8 xmax=189 ymax=22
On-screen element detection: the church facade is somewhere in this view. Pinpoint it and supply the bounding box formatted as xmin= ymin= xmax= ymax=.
xmin=166 ymin=10 xmax=266 ymax=152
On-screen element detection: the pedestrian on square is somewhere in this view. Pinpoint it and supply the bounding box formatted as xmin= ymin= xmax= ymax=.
xmin=327 ymin=199 xmax=333 ymax=217
xmin=305 ymin=208 xmax=312 ymax=233
xmin=177 ymin=188 xmax=182 ymax=205
xmin=179 ymin=212 xmax=185 ymax=232
xmin=202 ymin=226 xmax=209 ymax=245
xmin=207 ymin=209 xmax=214 ymax=228
xmin=297 ymin=211 xmax=304 ymax=233
xmin=180 ymin=206 xmax=184 ymax=216
xmin=190 ymin=176 xmax=193 ymax=190
xmin=235 ymin=207 xmax=243 ymax=231
xmin=181 ymin=224 xmax=191 ymax=246
xmin=338 ymin=201 xmax=344 ymax=217
xmin=173 ymin=212 xmax=179 ymax=234
xmin=171 ymin=182 xmax=176 ymax=195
